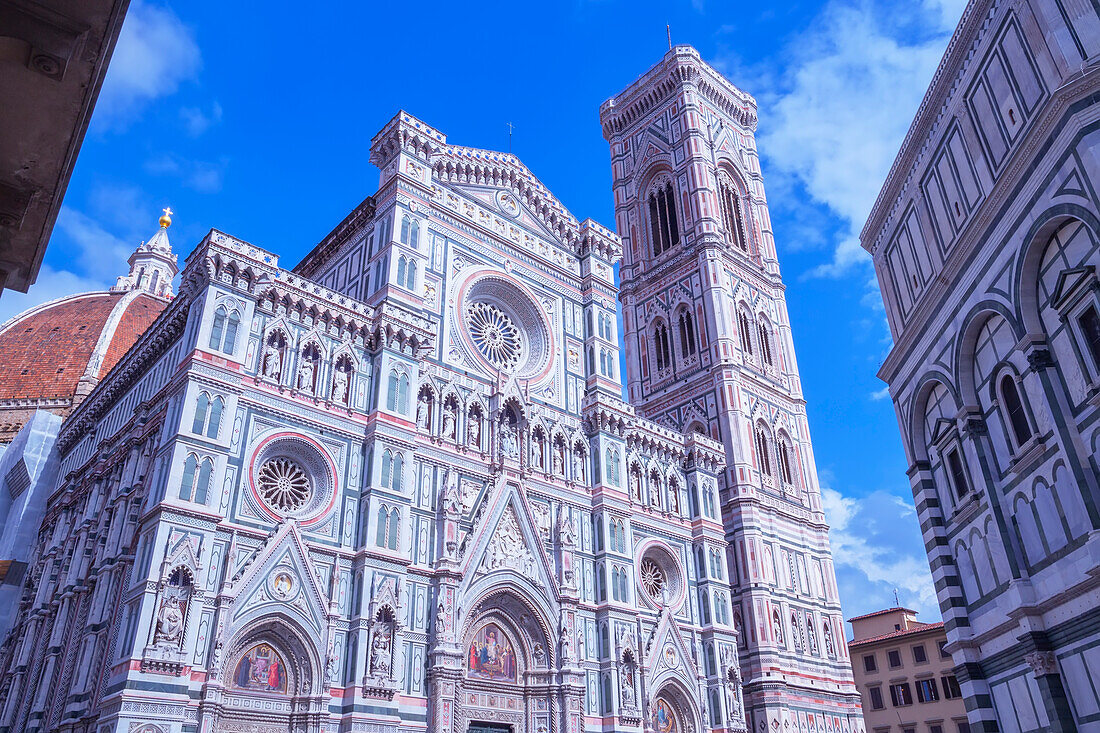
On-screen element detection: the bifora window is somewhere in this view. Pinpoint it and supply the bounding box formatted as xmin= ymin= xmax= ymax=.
xmin=648 ymin=179 xmax=680 ymax=257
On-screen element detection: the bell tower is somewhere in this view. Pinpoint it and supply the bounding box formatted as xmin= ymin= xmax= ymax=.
xmin=601 ymin=47 xmax=863 ymax=732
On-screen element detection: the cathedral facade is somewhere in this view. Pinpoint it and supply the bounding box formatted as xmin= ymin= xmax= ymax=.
xmin=0 ymin=49 xmax=860 ymax=733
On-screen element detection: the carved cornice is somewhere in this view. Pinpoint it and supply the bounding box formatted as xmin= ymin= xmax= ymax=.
xmin=599 ymin=45 xmax=757 ymax=139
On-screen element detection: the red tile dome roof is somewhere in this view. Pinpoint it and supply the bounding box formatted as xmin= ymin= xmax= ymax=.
xmin=0 ymin=291 xmax=166 ymax=401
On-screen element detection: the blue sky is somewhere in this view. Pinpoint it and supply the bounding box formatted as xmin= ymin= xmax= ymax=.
xmin=2 ymin=0 xmax=968 ymax=633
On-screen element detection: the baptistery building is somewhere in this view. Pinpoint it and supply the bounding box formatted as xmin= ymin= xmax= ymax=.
xmin=862 ymin=0 xmax=1100 ymax=731
xmin=0 ymin=49 xmax=860 ymax=733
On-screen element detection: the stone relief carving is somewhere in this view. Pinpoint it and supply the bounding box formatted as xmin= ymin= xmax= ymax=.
xmin=480 ymin=507 xmax=535 ymax=578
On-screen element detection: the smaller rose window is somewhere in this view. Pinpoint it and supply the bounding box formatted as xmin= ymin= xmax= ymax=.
xmin=257 ymin=457 xmax=311 ymax=512
xmin=640 ymin=558 xmax=666 ymax=601
xmin=466 ymin=302 xmax=522 ymax=372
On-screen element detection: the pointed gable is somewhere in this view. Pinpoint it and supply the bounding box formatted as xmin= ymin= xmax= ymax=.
xmin=227 ymin=522 xmax=331 ymax=636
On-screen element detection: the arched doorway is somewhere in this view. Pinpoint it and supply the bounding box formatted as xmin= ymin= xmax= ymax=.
xmin=451 ymin=590 xmax=559 ymax=733
xmin=650 ymin=681 xmax=701 ymax=733
xmin=203 ymin=617 xmax=325 ymax=732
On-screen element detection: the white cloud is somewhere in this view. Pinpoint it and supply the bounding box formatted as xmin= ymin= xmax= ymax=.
xmin=821 ymin=485 xmax=939 ymax=624
xmin=870 ymin=385 xmax=891 ymax=401
xmin=145 ymin=153 xmax=226 ymax=193
xmin=95 ymin=1 xmax=201 ymax=129
xmin=55 ymin=207 xmax=134 ymax=281
xmin=0 ymin=267 xmax=109 ymax=330
xmin=180 ymin=101 xmax=223 ymax=136
xmin=754 ymin=0 xmax=963 ymax=279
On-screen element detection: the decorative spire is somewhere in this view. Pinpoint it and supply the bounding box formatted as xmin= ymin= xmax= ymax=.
xmin=110 ymin=207 xmax=180 ymax=299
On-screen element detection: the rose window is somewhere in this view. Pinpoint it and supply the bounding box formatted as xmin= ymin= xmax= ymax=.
xmin=257 ymin=457 xmax=311 ymax=511
xmin=640 ymin=558 xmax=666 ymax=600
xmin=466 ymin=302 xmax=522 ymax=372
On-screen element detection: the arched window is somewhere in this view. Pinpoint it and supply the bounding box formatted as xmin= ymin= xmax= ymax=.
xmin=179 ymin=454 xmax=212 ymax=504
xmin=409 ymin=219 xmax=420 ymax=248
xmin=192 ymin=393 xmax=209 ymax=435
xmin=596 ymin=563 xmax=607 ymax=601
xmin=209 ymin=308 xmax=226 ymax=350
xmin=699 ymin=589 xmax=711 ymax=624
xmin=777 ymin=436 xmax=795 ymax=485
xmin=604 ymin=447 xmax=620 ymax=487
xmin=738 ymin=310 xmax=753 ymax=356
xmin=678 ymin=309 xmax=697 ymax=358
xmin=594 ymin=516 xmax=604 ymax=551
xmin=396 ymin=256 xmax=407 ymax=288
xmin=195 ymin=458 xmax=213 ymax=504
xmin=179 ymin=454 xmax=197 ymax=501
xmin=758 ymin=320 xmax=774 ymax=367
xmin=388 ymin=508 xmax=400 ymax=549
xmin=151 ymin=270 xmax=161 ymax=293
xmin=223 ymin=311 xmax=239 ymax=354
xmin=719 ymin=173 xmax=747 ymax=251
xmin=404 ymin=259 xmax=416 ymax=290
xmin=398 ymin=374 xmax=409 ymax=413
xmin=653 ymin=321 xmax=672 ymax=372
xmin=381 ymin=450 xmax=404 ymax=492
xmin=998 ymin=373 xmax=1032 ymax=447
xmin=647 ymin=179 xmax=680 ymax=257
xmin=206 ymin=396 xmax=224 ymax=438
xmin=376 ymin=505 xmax=400 ymax=549
xmin=387 ymin=371 xmax=409 ymax=413
xmin=400 ymin=215 xmax=411 ymax=245
xmin=755 ymin=427 xmax=773 ymax=478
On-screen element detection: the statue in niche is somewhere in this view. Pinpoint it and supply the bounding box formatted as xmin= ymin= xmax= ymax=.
xmin=559 ymin=620 xmax=574 ymax=662
xmin=631 ymin=469 xmax=643 ymax=502
xmin=416 ymin=394 xmax=428 ymax=429
xmin=467 ymin=411 xmax=481 ymax=447
xmin=442 ymin=401 xmax=457 ymax=440
xmin=532 ymin=436 xmax=544 ymax=469
xmin=620 ymin=664 xmax=637 ymax=707
xmin=533 ymin=643 xmax=546 ymax=667
xmin=153 ymin=596 xmax=184 ymax=645
xmin=262 ymin=340 xmax=281 ymax=379
xmin=500 ymin=425 xmax=518 ymax=459
xmin=558 ymin=510 xmax=577 ymax=548
xmin=573 ymin=449 xmax=585 ymax=482
xmin=297 ymin=356 xmax=315 ymax=392
xmin=332 ymin=368 xmax=349 ymax=404
xmin=371 ymin=628 xmax=392 ymax=676
xmin=442 ymin=471 xmax=460 ymax=517
xmin=552 ymin=444 xmax=564 ymax=475
xmin=668 ymin=486 xmax=679 ymax=514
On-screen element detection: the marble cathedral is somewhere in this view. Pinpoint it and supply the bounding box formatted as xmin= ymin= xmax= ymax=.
xmin=0 ymin=47 xmax=862 ymax=733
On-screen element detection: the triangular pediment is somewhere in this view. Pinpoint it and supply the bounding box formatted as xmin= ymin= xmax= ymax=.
xmin=644 ymin=612 xmax=699 ymax=683
xmin=227 ymin=522 xmax=331 ymax=635
xmin=447 ymin=182 xmax=567 ymax=245
xmin=460 ymin=480 xmax=558 ymax=600
xmin=1052 ymin=266 xmax=1096 ymax=309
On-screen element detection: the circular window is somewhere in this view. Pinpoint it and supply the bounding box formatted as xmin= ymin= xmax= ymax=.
xmin=257 ymin=457 xmax=311 ymax=511
xmin=457 ymin=273 xmax=553 ymax=379
xmin=637 ymin=543 xmax=686 ymax=609
xmin=466 ymin=302 xmax=522 ymax=371
xmin=248 ymin=434 xmax=336 ymax=524
xmin=640 ymin=558 xmax=666 ymax=599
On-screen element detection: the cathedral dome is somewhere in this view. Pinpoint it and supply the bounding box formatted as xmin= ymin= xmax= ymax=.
xmin=0 ymin=212 xmax=178 ymax=441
